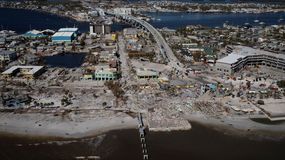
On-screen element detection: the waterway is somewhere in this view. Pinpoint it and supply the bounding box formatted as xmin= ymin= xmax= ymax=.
xmin=145 ymin=12 xmax=285 ymax=29
xmin=0 ymin=123 xmax=284 ymax=160
xmin=1 ymin=8 xmax=285 ymax=34
xmin=43 ymin=53 xmax=86 ymax=68
xmin=0 ymin=8 xmax=89 ymax=33
xmin=0 ymin=8 xmax=126 ymax=33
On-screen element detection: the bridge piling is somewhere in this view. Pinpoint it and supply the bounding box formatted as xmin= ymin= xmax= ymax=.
xmin=137 ymin=113 xmax=150 ymax=160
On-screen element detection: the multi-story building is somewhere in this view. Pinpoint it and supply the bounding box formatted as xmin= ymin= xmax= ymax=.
xmin=215 ymin=45 xmax=285 ymax=75
xmin=1 ymin=66 xmax=44 ymax=79
xmin=94 ymin=65 xmax=118 ymax=81
xmin=90 ymin=23 xmax=111 ymax=35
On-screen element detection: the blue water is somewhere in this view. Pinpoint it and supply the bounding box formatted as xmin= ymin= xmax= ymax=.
xmin=0 ymin=8 xmax=129 ymax=33
xmin=44 ymin=53 xmax=86 ymax=68
xmin=0 ymin=8 xmax=89 ymax=33
xmin=146 ymin=12 xmax=285 ymax=29
xmin=0 ymin=8 xmax=285 ymax=33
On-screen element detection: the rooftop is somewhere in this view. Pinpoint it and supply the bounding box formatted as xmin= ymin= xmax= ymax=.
xmin=25 ymin=30 xmax=42 ymax=35
xmin=136 ymin=68 xmax=158 ymax=77
xmin=231 ymin=45 xmax=285 ymax=59
xmin=58 ymin=28 xmax=78 ymax=32
xmin=52 ymin=32 xmax=74 ymax=37
xmin=217 ymin=45 xmax=285 ymax=64
xmin=217 ymin=53 xmax=245 ymax=64
xmin=2 ymin=66 xmax=44 ymax=75
xmin=95 ymin=65 xmax=117 ymax=74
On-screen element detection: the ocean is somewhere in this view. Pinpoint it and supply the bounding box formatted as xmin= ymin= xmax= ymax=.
xmin=0 ymin=123 xmax=284 ymax=160
xmin=0 ymin=8 xmax=284 ymax=34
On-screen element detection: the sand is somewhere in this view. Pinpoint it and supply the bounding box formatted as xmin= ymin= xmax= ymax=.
xmin=0 ymin=112 xmax=137 ymax=138
xmin=1 ymin=110 xmax=285 ymax=140
xmin=185 ymin=113 xmax=285 ymax=140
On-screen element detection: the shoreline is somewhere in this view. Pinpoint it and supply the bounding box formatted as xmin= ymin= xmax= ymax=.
xmin=0 ymin=6 xmax=88 ymax=23
xmin=1 ymin=112 xmax=285 ymax=141
xmin=0 ymin=112 xmax=137 ymax=139
xmin=144 ymin=10 xmax=285 ymax=14
xmin=1 ymin=6 xmax=284 ymax=24
xmin=186 ymin=114 xmax=285 ymax=141
xmin=0 ymin=3 xmax=284 ymax=143
xmin=143 ymin=9 xmax=285 ymax=14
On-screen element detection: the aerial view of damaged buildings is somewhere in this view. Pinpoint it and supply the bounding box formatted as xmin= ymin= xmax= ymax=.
xmin=0 ymin=7 xmax=285 ymax=131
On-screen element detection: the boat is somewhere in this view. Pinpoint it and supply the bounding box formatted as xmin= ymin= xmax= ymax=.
xmin=259 ymin=22 xmax=265 ymax=25
xmin=254 ymin=19 xmax=259 ymax=23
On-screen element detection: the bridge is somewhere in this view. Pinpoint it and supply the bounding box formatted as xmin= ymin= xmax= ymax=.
xmin=106 ymin=12 xmax=185 ymax=72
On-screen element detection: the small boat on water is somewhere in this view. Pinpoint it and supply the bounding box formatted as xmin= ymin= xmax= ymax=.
xmin=254 ymin=19 xmax=259 ymax=23
xmin=259 ymin=22 xmax=265 ymax=25
xmin=278 ymin=18 xmax=284 ymax=22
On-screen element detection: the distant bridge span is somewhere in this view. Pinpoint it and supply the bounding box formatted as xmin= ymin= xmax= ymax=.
xmin=106 ymin=12 xmax=184 ymax=72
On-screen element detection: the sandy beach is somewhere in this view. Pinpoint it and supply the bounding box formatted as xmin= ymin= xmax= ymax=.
xmin=1 ymin=110 xmax=285 ymax=140
xmin=0 ymin=112 xmax=137 ymax=139
xmin=186 ymin=113 xmax=285 ymax=140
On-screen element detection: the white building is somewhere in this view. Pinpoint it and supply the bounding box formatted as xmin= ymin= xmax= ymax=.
xmin=1 ymin=66 xmax=44 ymax=79
xmin=215 ymin=53 xmax=245 ymax=74
xmin=215 ymin=45 xmax=285 ymax=75
xmin=113 ymin=8 xmax=132 ymax=15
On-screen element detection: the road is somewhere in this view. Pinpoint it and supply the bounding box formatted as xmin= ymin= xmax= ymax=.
xmin=107 ymin=12 xmax=185 ymax=73
xmin=118 ymin=35 xmax=130 ymax=81
xmin=80 ymin=2 xmax=185 ymax=73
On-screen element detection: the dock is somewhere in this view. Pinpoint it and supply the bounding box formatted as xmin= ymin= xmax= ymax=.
xmin=137 ymin=113 xmax=149 ymax=160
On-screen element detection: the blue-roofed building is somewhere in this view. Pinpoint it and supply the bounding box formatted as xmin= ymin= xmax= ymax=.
xmin=23 ymin=30 xmax=47 ymax=38
xmin=52 ymin=32 xmax=76 ymax=43
xmin=51 ymin=28 xmax=79 ymax=43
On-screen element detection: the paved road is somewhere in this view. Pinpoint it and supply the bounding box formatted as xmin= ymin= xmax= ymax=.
xmin=81 ymin=4 xmax=185 ymax=73
xmin=132 ymin=15 xmax=184 ymax=71
xmin=108 ymin=12 xmax=185 ymax=73
xmin=118 ymin=35 xmax=130 ymax=81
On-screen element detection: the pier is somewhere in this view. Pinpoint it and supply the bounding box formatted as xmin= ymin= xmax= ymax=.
xmin=137 ymin=113 xmax=149 ymax=160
